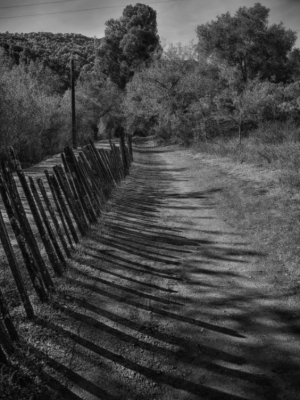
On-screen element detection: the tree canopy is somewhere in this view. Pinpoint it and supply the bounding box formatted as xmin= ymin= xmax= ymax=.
xmin=97 ymin=3 xmax=161 ymax=89
xmin=125 ymin=43 xmax=218 ymax=142
xmin=0 ymin=32 xmax=100 ymax=90
xmin=196 ymin=3 xmax=297 ymax=82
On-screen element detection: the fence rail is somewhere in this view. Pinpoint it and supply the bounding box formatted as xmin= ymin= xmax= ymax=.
xmin=0 ymin=136 xmax=133 ymax=362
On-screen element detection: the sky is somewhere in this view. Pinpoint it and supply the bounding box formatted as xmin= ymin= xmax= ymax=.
xmin=0 ymin=0 xmax=299 ymax=48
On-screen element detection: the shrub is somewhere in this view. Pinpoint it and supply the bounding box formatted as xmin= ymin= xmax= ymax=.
xmin=0 ymin=54 xmax=67 ymax=164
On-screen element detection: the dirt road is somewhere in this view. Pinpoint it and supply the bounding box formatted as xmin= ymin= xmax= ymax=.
xmin=28 ymin=138 xmax=300 ymax=400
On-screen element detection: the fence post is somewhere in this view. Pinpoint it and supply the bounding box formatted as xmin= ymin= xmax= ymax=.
xmin=54 ymin=166 xmax=87 ymax=236
xmin=0 ymin=318 xmax=14 ymax=355
xmin=114 ymin=144 xmax=125 ymax=179
xmin=2 ymin=162 xmax=54 ymax=292
xmin=128 ymin=135 xmax=133 ymax=162
xmin=119 ymin=130 xmax=129 ymax=176
xmin=0 ymin=287 xmax=19 ymax=342
xmin=0 ymin=208 xmax=34 ymax=319
xmin=0 ymin=174 xmax=49 ymax=302
xmin=71 ymin=57 xmax=77 ymax=149
xmin=79 ymin=152 xmax=104 ymax=207
xmin=17 ymin=169 xmax=63 ymax=277
xmin=89 ymin=141 xmax=114 ymax=186
xmin=38 ymin=179 xmax=71 ymax=259
xmin=48 ymin=172 xmax=79 ymax=245
xmin=64 ymin=148 xmax=97 ymax=224
xmin=60 ymin=154 xmax=89 ymax=228
xmin=77 ymin=157 xmax=101 ymax=216
xmin=0 ymin=342 xmax=8 ymax=364
xmin=29 ymin=177 xmax=67 ymax=270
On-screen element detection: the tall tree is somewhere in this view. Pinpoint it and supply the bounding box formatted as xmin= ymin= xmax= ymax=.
xmin=196 ymin=3 xmax=297 ymax=82
xmin=124 ymin=43 xmax=217 ymax=142
xmin=97 ymin=3 xmax=161 ymax=89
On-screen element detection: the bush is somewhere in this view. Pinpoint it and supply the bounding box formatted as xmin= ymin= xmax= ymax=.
xmin=0 ymin=51 xmax=122 ymax=165
xmin=124 ymin=43 xmax=213 ymax=143
xmin=252 ymin=120 xmax=300 ymax=144
xmin=0 ymin=54 xmax=68 ymax=165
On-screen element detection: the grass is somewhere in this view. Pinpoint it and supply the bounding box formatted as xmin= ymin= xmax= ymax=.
xmin=191 ymin=118 xmax=300 ymax=298
xmin=196 ymin=120 xmax=300 ymax=188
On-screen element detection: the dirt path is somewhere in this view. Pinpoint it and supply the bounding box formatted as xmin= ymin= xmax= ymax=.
xmin=27 ymin=138 xmax=300 ymax=400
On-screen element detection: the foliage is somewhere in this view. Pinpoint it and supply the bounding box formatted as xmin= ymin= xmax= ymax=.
xmin=0 ymin=51 xmax=68 ymax=164
xmin=0 ymin=49 xmax=122 ymax=164
xmin=287 ymin=48 xmax=300 ymax=81
xmin=125 ymin=38 xmax=300 ymax=144
xmin=0 ymin=31 xmax=101 ymax=90
xmin=98 ymin=3 xmax=161 ymax=89
xmin=278 ymin=81 xmax=300 ymax=120
xmin=214 ymin=78 xmax=281 ymax=142
xmin=207 ymin=65 xmax=300 ymax=143
xmin=67 ymin=66 xmax=123 ymax=142
xmin=1 ymin=3 xmax=299 ymax=161
xmin=125 ymin=43 xmax=218 ymax=143
xmin=0 ymin=4 xmax=160 ymax=162
xmin=196 ymin=3 xmax=297 ymax=82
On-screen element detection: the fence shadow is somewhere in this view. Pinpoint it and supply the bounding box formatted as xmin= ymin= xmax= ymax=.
xmin=17 ymin=140 xmax=300 ymax=400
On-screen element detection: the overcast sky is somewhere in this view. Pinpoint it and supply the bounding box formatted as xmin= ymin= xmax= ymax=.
xmin=0 ymin=0 xmax=299 ymax=47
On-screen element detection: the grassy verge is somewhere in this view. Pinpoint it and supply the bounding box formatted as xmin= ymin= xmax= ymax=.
xmin=196 ymin=120 xmax=300 ymax=188
xmin=191 ymin=120 xmax=300 ymax=307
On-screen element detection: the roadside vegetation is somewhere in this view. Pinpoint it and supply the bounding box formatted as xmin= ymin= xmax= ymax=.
xmin=1 ymin=2 xmax=300 ymax=184
xmin=125 ymin=3 xmax=300 ymax=187
xmin=0 ymin=3 xmax=159 ymax=165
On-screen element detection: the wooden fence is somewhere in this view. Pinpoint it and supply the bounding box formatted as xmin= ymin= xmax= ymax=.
xmin=0 ymin=135 xmax=133 ymax=364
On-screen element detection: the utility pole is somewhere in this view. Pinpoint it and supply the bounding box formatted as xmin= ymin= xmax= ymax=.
xmin=70 ymin=57 xmax=77 ymax=149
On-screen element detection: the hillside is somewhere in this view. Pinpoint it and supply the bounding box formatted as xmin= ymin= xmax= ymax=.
xmin=0 ymin=31 xmax=102 ymax=90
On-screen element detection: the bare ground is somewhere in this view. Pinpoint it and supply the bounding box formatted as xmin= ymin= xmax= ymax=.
xmin=12 ymin=137 xmax=300 ymax=400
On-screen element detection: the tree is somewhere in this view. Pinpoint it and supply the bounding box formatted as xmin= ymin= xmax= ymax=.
xmin=124 ymin=43 xmax=217 ymax=142
xmin=74 ymin=64 xmax=123 ymax=141
xmin=214 ymin=77 xmax=288 ymax=143
xmin=0 ymin=50 xmax=69 ymax=163
xmin=287 ymin=48 xmax=300 ymax=82
xmin=97 ymin=3 xmax=161 ymax=89
xmin=196 ymin=3 xmax=297 ymax=82
xmin=0 ymin=31 xmax=100 ymax=91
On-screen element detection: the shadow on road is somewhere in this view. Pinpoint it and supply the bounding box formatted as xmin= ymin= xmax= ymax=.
xmin=24 ymin=140 xmax=300 ymax=400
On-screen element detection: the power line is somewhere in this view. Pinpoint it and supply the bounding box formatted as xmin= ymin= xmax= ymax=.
xmin=0 ymin=0 xmax=181 ymax=20
xmin=0 ymin=0 xmax=81 ymax=10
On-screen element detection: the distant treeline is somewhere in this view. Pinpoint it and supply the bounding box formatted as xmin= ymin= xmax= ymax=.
xmin=0 ymin=31 xmax=102 ymax=91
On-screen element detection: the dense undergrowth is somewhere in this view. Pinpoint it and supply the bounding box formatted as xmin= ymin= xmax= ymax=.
xmin=0 ymin=3 xmax=160 ymax=166
xmin=0 ymin=50 xmax=122 ymax=166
